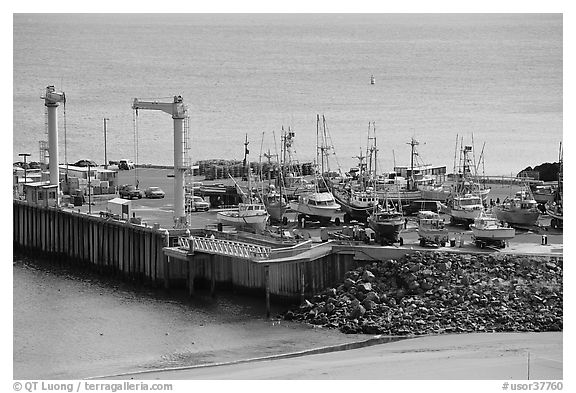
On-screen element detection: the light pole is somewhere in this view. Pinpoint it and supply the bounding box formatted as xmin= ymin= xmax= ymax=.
xmin=87 ymin=162 xmax=92 ymax=214
xmin=18 ymin=153 xmax=31 ymax=185
xmin=103 ymin=118 xmax=109 ymax=169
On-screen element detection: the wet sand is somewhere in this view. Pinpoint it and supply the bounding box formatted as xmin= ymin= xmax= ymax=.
xmin=111 ymin=332 xmax=562 ymax=380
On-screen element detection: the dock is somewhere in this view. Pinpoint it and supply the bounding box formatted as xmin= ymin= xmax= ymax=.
xmin=13 ymin=200 xmax=563 ymax=317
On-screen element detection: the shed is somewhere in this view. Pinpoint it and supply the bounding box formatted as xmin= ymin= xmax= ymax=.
xmin=107 ymin=198 xmax=131 ymax=220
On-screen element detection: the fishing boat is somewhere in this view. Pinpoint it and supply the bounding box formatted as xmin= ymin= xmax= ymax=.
xmin=263 ymin=185 xmax=288 ymax=224
xmin=423 ymin=136 xmax=490 ymax=203
xmin=217 ymin=202 xmax=269 ymax=232
xmin=532 ymin=184 xmax=557 ymax=205
xmin=470 ymin=210 xmax=515 ymax=248
xmin=546 ymin=142 xmax=563 ymax=229
xmin=331 ymin=126 xmax=379 ymax=223
xmin=446 ymin=140 xmax=488 ymax=225
xmin=365 ymin=126 xmax=405 ymax=245
xmin=290 ymin=191 xmax=341 ymax=224
xmin=290 ymin=115 xmax=341 ymax=225
xmin=493 ymin=187 xmax=540 ymax=227
xmin=368 ymin=201 xmax=405 ymax=246
xmin=448 ymin=193 xmax=484 ymax=225
xmin=417 ymin=210 xmax=449 ymax=247
xmin=217 ymin=137 xmax=269 ymax=232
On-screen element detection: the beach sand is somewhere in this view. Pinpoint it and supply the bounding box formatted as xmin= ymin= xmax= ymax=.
xmin=108 ymin=332 xmax=561 ymax=380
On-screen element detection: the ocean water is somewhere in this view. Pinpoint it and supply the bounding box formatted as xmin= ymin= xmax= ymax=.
xmin=13 ymin=254 xmax=376 ymax=379
xmin=13 ymin=13 xmax=562 ymax=176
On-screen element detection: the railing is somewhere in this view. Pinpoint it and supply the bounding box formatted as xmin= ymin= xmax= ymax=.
xmin=178 ymin=236 xmax=271 ymax=260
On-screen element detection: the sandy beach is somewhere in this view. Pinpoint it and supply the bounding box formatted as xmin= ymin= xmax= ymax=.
xmin=106 ymin=332 xmax=561 ymax=380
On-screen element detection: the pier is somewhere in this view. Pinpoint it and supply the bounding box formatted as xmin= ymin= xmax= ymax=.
xmin=13 ymin=199 xmax=562 ymax=317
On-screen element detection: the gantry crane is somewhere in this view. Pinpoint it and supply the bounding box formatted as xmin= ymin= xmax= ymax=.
xmin=132 ymin=95 xmax=189 ymax=226
xmin=41 ymin=85 xmax=66 ymax=204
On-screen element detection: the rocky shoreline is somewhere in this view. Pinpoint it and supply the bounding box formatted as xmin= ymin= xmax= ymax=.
xmin=283 ymin=252 xmax=563 ymax=335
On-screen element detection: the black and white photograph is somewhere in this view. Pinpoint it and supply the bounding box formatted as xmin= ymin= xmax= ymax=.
xmin=10 ymin=5 xmax=567 ymax=389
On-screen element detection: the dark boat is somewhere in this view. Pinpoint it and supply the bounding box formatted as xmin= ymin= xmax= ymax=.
xmin=368 ymin=203 xmax=405 ymax=245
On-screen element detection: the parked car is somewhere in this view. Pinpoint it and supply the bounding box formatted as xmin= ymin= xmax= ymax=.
xmin=187 ymin=195 xmax=210 ymax=212
xmin=73 ymin=159 xmax=98 ymax=167
xmin=402 ymin=200 xmax=442 ymax=216
xmin=144 ymin=186 xmax=165 ymax=199
xmin=119 ymin=159 xmax=135 ymax=170
xmin=119 ymin=184 xmax=142 ymax=199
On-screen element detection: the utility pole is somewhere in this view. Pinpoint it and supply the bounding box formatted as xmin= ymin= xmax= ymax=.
xmin=103 ymin=118 xmax=109 ymax=169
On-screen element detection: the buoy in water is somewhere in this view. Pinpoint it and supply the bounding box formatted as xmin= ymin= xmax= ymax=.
xmin=370 ymin=75 xmax=375 ymax=85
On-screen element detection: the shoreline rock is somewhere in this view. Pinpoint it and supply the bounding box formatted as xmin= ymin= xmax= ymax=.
xmin=282 ymin=252 xmax=563 ymax=335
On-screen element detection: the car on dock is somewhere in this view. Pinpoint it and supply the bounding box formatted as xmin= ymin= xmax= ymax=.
xmin=144 ymin=186 xmax=165 ymax=199
xmin=187 ymin=195 xmax=210 ymax=212
xmin=119 ymin=184 xmax=142 ymax=199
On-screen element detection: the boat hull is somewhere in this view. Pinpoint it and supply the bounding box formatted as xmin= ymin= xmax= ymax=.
xmin=217 ymin=211 xmax=269 ymax=232
xmin=264 ymin=202 xmax=288 ymax=222
xmin=492 ymin=207 xmax=540 ymax=227
xmin=449 ymin=208 xmax=483 ymax=224
xmin=470 ymin=226 xmax=515 ymax=241
xmin=368 ymin=216 xmax=404 ymax=244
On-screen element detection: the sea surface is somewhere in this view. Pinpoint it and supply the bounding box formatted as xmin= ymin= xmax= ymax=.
xmin=13 ymin=253 xmax=378 ymax=379
xmin=13 ymin=13 xmax=562 ymax=176
xmin=11 ymin=13 xmax=563 ymax=379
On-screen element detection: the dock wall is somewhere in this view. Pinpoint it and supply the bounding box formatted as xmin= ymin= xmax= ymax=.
xmin=13 ymin=201 xmax=173 ymax=286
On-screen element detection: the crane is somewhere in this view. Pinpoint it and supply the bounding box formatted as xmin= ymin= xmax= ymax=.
xmin=41 ymin=85 xmax=66 ymax=205
xmin=132 ymin=95 xmax=189 ymax=225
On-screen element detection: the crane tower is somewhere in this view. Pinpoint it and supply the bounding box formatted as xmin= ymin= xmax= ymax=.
xmin=41 ymin=85 xmax=66 ymax=205
xmin=132 ymin=95 xmax=188 ymax=225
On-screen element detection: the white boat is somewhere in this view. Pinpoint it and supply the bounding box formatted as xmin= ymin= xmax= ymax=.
xmin=493 ymin=188 xmax=540 ymax=227
xmin=470 ymin=210 xmax=515 ymax=248
xmin=290 ymin=191 xmax=341 ymax=224
xmin=217 ymin=202 xmax=269 ymax=232
xmin=217 ymin=136 xmax=269 ymax=232
xmin=290 ymin=115 xmax=341 ymax=225
xmin=449 ymin=193 xmax=484 ymax=224
xmin=417 ymin=210 xmax=449 ymax=247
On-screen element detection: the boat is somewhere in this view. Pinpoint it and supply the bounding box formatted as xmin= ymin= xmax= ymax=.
xmin=365 ymin=126 xmax=405 ymax=245
xmin=545 ymin=142 xmax=563 ymax=229
xmin=419 ymin=136 xmax=490 ymax=203
xmin=492 ymin=187 xmax=540 ymax=227
xmin=333 ymin=186 xmax=378 ymax=223
xmin=217 ymin=137 xmax=269 ymax=232
xmin=417 ymin=210 xmax=449 ymax=247
xmin=470 ymin=210 xmax=515 ymax=248
xmin=217 ymin=202 xmax=269 ymax=232
xmin=263 ymin=185 xmax=288 ymax=224
xmin=446 ymin=140 xmax=487 ymax=225
xmin=331 ymin=125 xmax=380 ymax=223
xmin=368 ymin=201 xmax=405 ymax=246
xmin=448 ymin=193 xmax=484 ymax=225
xmin=532 ymin=184 xmax=557 ymax=205
xmin=290 ymin=115 xmax=341 ymax=226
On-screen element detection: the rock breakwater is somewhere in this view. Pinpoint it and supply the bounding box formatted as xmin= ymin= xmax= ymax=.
xmin=283 ymin=252 xmax=563 ymax=335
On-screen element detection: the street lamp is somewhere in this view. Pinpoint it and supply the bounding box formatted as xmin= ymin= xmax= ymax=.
xmin=18 ymin=153 xmax=31 ymax=184
xmin=103 ymin=118 xmax=109 ymax=169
